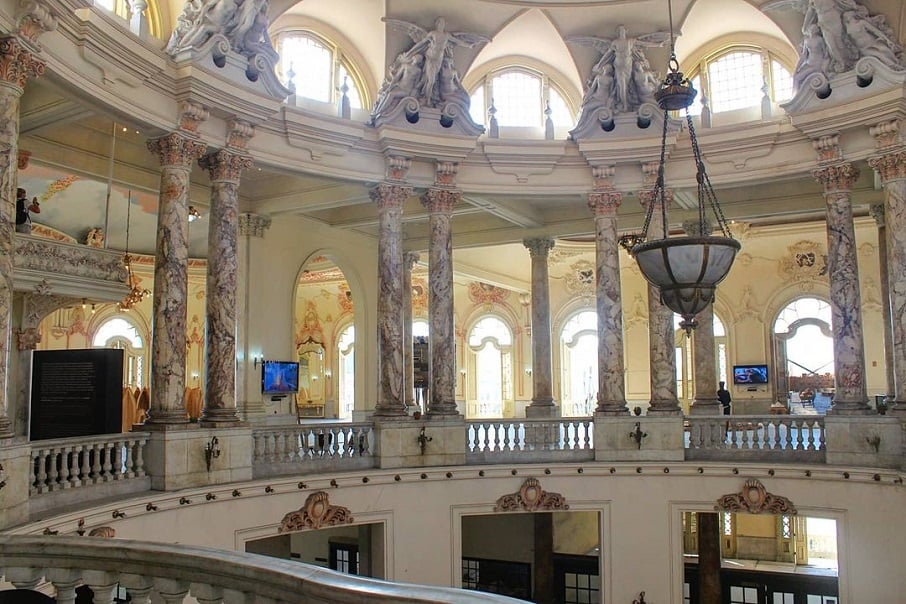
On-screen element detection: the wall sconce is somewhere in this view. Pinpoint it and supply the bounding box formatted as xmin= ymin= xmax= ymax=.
xmin=252 ymin=355 xmax=263 ymax=369
xmin=188 ymin=206 xmax=201 ymax=222
xmin=524 ymin=366 xmax=533 ymax=376
xmin=191 ymin=371 xmax=199 ymax=382
xmin=459 ymin=368 xmax=466 ymax=376
xmin=324 ymin=369 xmax=332 ymax=379
xmin=204 ymin=436 xmax=221 ymax=472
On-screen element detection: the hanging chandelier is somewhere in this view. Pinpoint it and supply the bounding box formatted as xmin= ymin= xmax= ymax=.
xmin=118 ymin=191 xmax=150 ymax=311
xmin=624 ymin=0 xmax=739 ymax=333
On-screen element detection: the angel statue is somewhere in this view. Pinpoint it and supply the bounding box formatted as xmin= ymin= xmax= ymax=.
xmin=568 ymin=25 xmax=671 ymax=114
xmin=764 ymin=0 xmax=904 ymax=84
xmin=166 ymin=0 xmax=274 ymax=59
xmin=377 ymin=17 xmax=489 ymax=113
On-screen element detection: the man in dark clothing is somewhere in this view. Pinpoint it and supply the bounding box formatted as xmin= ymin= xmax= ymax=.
xmin=718 ymin=381 xmax=732 ymax=415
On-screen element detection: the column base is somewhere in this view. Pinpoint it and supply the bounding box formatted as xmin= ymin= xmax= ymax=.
xmin=372 ymin=406 xmax=409 ymax=419
xmin=200 ymin=408 xmax=243 ymax=427
xmin=525 ymin=404 xmax=558 ymax=419
xmin=594 ymin=402 xmax=629 ymax=416
xmin=826 ymin=400 xmax=875 ymax=416
xmin=689 ymin=397 xmax=721 ymax=415
xmin=427 ymin=401 xmax=461 ymax=417
xmin=143 ymin=417 xmax=197 ymax=431
xmin=646 ymin=400 xmax=683 ymax=416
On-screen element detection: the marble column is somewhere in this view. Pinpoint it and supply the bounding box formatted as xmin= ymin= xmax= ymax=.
xmin=403 ymin=251 xmax=420 ymax=411
xmin=868 ymin=151 xmax=906 ymax=412
xmin=813 ymin=163 xmax=872 ymax=414
xmin=523 ymin=237 xmax=556 ymax=416
xmin=421 ymin=187 xmax=459 ymax=416
xmin=145 ymin=133 xmax=207 ymax=426
xmin=870 ymin=204 xmax=895 ymax=405
xmin=639 ymin=189 xmax=681 ymax=416
xmin=198 ymin=149 xmax=252 ymax=425
xmin=690 ymin=303 xmax=721 ymax=415
xmin=0 ymin=37 xmax=47 ymax=438
xmin=369 ymin=174 xmax=411 ymax=417
xmin=588 ymin=188 xmax=628 ymax=415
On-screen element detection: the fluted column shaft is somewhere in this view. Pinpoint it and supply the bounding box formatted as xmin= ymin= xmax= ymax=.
xmin=813 ymin=163 xmax=871 ymax=414
xmin=869 ymin=151 xmax=906 ymax=410
xmin=198 ymin=149 xmax=251 ymax=425
xmin=524 ymin=238 xmax=556 ymax=414
xmin=870 ymin=204 xmax=895 ymax=403
xmin=0 ymin=37 xmax=46 ymax=437
xmin=146 ymin=133 xmax=207 ymax=425
xmin=370 ymin=182 xmax=411 ymax=417
xmin=588 ymin=191 xmax=628 ymax=415
xmin=422 ymin=188 xmax=459 ymax=416
xmin=639 ymin=190 xmax=681 ymax=415
xmin=403 ymin=251 xmax=419 ymax=410
xmin=690 ymin=303 xmax=720 ymax=414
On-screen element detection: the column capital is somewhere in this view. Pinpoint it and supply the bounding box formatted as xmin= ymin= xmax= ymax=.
xmin=178 ymin=100 xmax=209 ymax=134
xmin=238 ymin=212 xmax=271 ymax=237
xmin=14 ymin=2 xmax=58 ymax=47
xmin=226 ymin=118 xmax=255 ymax=150
xmin=199 ymin=149 xmax=253 ymax=183
xmin=587 ymin=190 xmax=622 ymax=215
xmin=15 ymin=327 xmax=40 ymax=351
xmin=434 ymin=161 xmax=459 ymax=186
xmin=385 ymin=155 xmax=411 ymax=181
xmin=523 ymin=237 xmax=555 ymax=258
xmin=421 ymin=187 xmax=460 ymax=213
xmin=638 ymin=188 xmax=673 ymax=211
xmin=869 ymin=119 xmax=902 ymax=149
xmin=370 ymin=182 xmax=412 ymax=208
xmin=811 ymin=134 xmax=841 ymax=164
xmin=869 ymin=203 xmax=885 ymax=227
xmin=812 ymin=162 xmax=859 ymax=193
xmin=147 ymin=133 xmax=207 ymax=168
xmin=869 ymin=150 xmax=906 ymax=184
xmin=0 ymin=36 xmax=45 ymax=90
xmin=404 ymin=251 xmax=420 ymax=270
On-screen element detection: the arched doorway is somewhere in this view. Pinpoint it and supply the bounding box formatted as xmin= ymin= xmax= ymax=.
xmin=559 ymin=310 xmax=597 ymax=417
xmin=773 ymin=297 xmax=834 ymax=413
xmin=466 ymin=316 xmax=514 ymax=418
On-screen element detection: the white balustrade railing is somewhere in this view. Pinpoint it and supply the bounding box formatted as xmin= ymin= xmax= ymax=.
xmin=30 ymin=433 xmax=149 ymax=495
xmin=252 ymin=423 xmax=375 ymax=478
xmin=685 ymin=415 xmax=826 ymax=462
xmin=466 ymin=419 xmax=594 ymax=463
xmin=0 ymin=535 xmax=527 ymax=603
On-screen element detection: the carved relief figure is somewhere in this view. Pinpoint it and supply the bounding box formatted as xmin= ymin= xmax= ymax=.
xmin=166 ymin=0 xmax=274 ymax=58
xmin=569 ymin=26 xmax=671 ymax=114
xmin=372 ymin=16 xmax=489 ymax=119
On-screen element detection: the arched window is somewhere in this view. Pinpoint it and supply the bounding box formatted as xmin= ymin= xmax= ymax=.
xmin=93 ymin=0 xmax=162 ymax=38
xmin=466 ymin=316 xmax=513 ymax=418
xmin=277 ymin=31 xmax=368 ymax=109
xmin=93 ymin=316 xmax=146 ymax=388
xmin=337 ymin=324 xmax=355 ymax=420
xmin=469 ymin=67 xmax=575 ymax=129
xmin=674 ymin=313 xmax=728 ymax=406
xmin=686 ymin=47 xmax=793 ymax=115
xmin=773 ymin=297 xmax=834 ymax=412
xmin=559 ymin=310 xmax=597 ymax=417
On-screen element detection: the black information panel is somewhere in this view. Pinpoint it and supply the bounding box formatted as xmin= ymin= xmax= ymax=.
xmin=30 ymin=349 xmax=124 ymax=441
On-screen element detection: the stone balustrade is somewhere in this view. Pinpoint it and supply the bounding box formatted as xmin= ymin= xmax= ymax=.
xmin=0 ymin=535 xmax=526 ymax=603
xmin=685 ymin=415 xmax=826 ymax=462
xmin=465 ymin=419 xmax=595 ymax=464
xmin=251 ymin=423 xmax=374 ymax=478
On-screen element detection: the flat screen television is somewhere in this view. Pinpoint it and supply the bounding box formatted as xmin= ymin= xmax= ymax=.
xmin=262 ymin=361 xmax=300 ymax=394
xmin=733 ymin=364 xmax=769 ymax=385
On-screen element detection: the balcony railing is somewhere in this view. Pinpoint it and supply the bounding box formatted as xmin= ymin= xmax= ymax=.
xmin=466 ymin=419 xmax=595 ymax=464
xmin=251 ymin=423 xmax=375 ymax=478
xmin=0 ymin=535 xmax=526 ymax=603
xmin=30 ymin=432 xmax=149 ymax=494
xmin=685 ymin=415 xmax=826 ymax=462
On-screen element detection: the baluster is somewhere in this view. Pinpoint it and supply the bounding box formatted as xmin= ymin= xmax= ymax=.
xmin=480 ymin=423 xmax=490 ymax=451
xmin=103 ymin=441 xmax=115 ymax=481
xmin=118 ymin=573 xmax=153 ymax=604
xmin=805 ymin=420 xmax=816 ymax=451
xmin=362 ymin=427 xmax=372 ymax=455
xmin=82 ymin=570 xmax=119 ymax=604
xmin=113 ymin=440 xmax=125 ymax=479
xmin=29 ymin=451 xmax=39 ymax=494
xmin=794 ymin=419 xmax=804 ymax=450
xmin=192 ymin=582 xmax=225 ymax=604
xmin=818 ymin=421 xmax=826 ymax=450
xmin=781 ymin=419 xmax=793 ymax=450
xmin=47 ymin=446 xmax=61 ymax=490
xmin=252 ymin=432 xmax=263 ymax=462
xmin=490 ymin=423 xmax=500 ymax=452
xmin=58 ymin=446 xmax=71 ymax=488
xmin=81 ymin=444 xmax=92 ymax=482
xmin=466 ymin=424 xmax=475 ymax=452
xmin=124 ymin=439 xmax=135 ymax=478
xmin=134 ymin=439 xmax=146 ymax=477
xmin=329 ymin=427 xmax=339 ymax=457
xmin=153 ymin=578 xmax=191 ymax=604
xmin=90 ymin=443 xmax=102 ymax=482
xmin=45 ymin=569 xmax=82 ymax=604
xmin=585 ymin=421 xmax=593 ymax=449
xmin=264 ymin=431 xmax=276 ymax=463
xmin=760 ymin=419 xmax=772 ymax=450
xmin=69 ymin=445 xmax=83 ymax=486
xmin=737 ymin=422 xmax=749 ymax=450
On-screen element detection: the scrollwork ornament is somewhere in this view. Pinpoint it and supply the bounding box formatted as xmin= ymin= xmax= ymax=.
xmin=716 ymin=479 xmax=797 ymax=515
xmin=494 ymin=478 xmax=570 ymax=512
xmin=16 ymin=1 xmax=57 ymax=48
xmin=0 ymin=36 xmax=45 ymax=89
xmin=587 ymin=190 xmax=622 ymax=215
xmin=869 ymin=151 xmax=906 ymax=184
xmin=199 ymin=149 xmax=253 ymax=182
xmin=278 ymin=491 xmax=354 ymax=532
xmin=147 ymin=133 xmax=207 ymax=168
xmin=421 ymin=187 xmax=460 ymax=213
xmin=812 ymin=163 xmax=859 ymax=193
xmin=524 ymin=237 xmax=555 ymax=258
xmin=370 ymin=183 xmax=412 ymax=208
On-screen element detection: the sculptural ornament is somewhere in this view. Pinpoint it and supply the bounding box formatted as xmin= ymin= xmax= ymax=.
xmin=372 ymin=17 xmax=488 ymax=121
xmin=165 ymin=0 xmax=275 ymax=58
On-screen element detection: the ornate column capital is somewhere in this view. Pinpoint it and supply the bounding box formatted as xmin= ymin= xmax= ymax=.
xmin=869 ymin=150 xmax=906 ymax=184
xmin=15 ymin=327 xmax=40 ymax=351
xmin=238 ymin=212 xmax=271 ymax=237
xmin=587 ymin=190 xmax=622 ymax=216
xmin=637 ymin=189 xmax=673 ymax=211
xmin=404 ymin=251 xmax=420 ymax=270
xmin=0 ymin=36 xmax=45 ymax=90
xmin=523 ymin=237 xmax=555 ymax=258
xmin=870 ymin=203 xmax=885 ymax=227
xmin=15 ymin=1 xmax=58 ymax=47
xmin=421 ymin=187 xmax=460 ymax=213
xmin=812 ymin=163 xmax=859 ymax=193
xmin=199 ymin=149 xmax=253 ymax=183
xmin=147 ymin=132 xmax=207 ymax=168
xmin=370 ymin=182 xmax=412 ymax=208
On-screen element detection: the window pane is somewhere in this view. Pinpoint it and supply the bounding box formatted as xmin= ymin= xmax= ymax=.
xmin=687 ymin=75 xmax=703 ymax=116
xmin=772 ymin=59 xmax=794 ymax=102
xmin=547 ymin=88 xmax=574 ymax=129
xmin=469 ymin=316 xmax=512 ymax=346
xmin=337 ymin=64 xmax=363 ymax=110
xmin=708 ymin=51 xmax=763 ymax=112
xmin=94 ymin=318 xmax=142 ymax=347
xmin=282 ymin=35 xmax=333 ymax=102
xmin=492 ymin=71 xmax=542 ymax=127
xmin=95 ymin=0 xmax=116 ymax=11
xmin=470 ymin=86 xmax=486 ymax=126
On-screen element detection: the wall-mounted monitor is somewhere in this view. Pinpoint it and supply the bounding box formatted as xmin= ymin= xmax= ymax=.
xmin=733 ymin=364 xmax=769 ymax=385
xmin=262 ymin=361 xmax=300 ymax=394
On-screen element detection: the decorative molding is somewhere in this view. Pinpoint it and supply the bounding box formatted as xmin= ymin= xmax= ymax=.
xmin=494 ymin=478 xmax=569 ymax=512
xmin=279 ymin=492 xmax=353 ymax=532
xmin=412 ymin=277 xmax=429 ymax=313
xmin=715 ymin=479 xmax=797 ymax=515
xmin=563 ymin=260 xmax=595 ymax=299
xmin=467 ymin=282 xmax=510 ymax=307
xmin=337 ymin=283 xmax=353 ymax=314
xmin=199 ymin=149 xmax=253 ymax=183
xmin=777 ymin=240 xmax=827 ymax=284
xmin=15 ymin=237 xmax=128 ymax=284
xmin=177 ymin=100 xmax=208 ymax=134
xmin=625 ymin=292 xmax=648 ymax=328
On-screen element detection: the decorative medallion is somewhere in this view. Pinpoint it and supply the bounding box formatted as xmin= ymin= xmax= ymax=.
xmin=279 ymin=491 xmax=354 ymax=532
xmin=625 ymin=292 xmax=648 ymax=328
xmin=412 ymin=278 xmax=428 ymax=312
xmin=468 ymin=282 xmax=510 ymax=307
xmin=778 ymin=241 xmax=827 ymax=283
xmin=548 ymin=246 xmax=585 ymax=264
xmin=296 ymin=301 xmax=324 ymax=348
xmin=715 ymin=479 xmax=797 ymax=515
xmin=564 ymin=260 xmax=596 ymax=298
xmin=494 ymin=478 xmax=569 ymax=512
xmin=338 ymin=283 xmax=353 ymax=314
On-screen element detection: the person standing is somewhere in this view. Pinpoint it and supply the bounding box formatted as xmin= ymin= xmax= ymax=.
xmin=718 ymin=381 xmax=732 ymax=415
xmin=15 ymin=187 xmax=40 ymax=234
